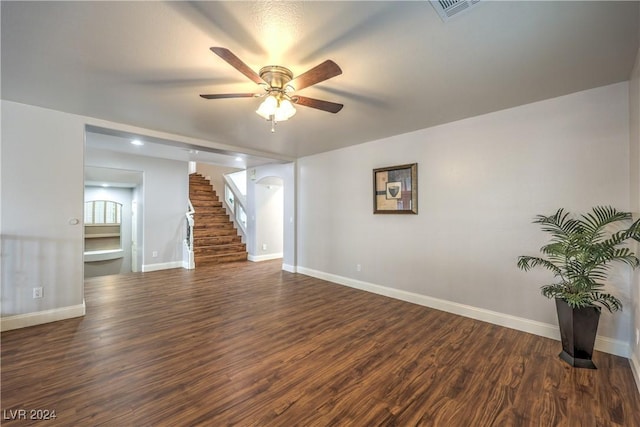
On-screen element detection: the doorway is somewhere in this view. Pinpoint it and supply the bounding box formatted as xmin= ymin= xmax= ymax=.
xmin=84 ymin=166 xmax=143 ymax=277
xmin=253 ymin=176 xmax=284 ymax=261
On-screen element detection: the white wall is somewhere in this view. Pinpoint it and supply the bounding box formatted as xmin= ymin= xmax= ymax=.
xmin=253 ymin=177 xmax=284 ymax=261
xmin=297 ymin=82 xmax=632 ymax=354
xmin=85 ymin=148 xmax=188 ymax=272
xmin=1 ymin=101 xmax=189 ymax=329
xmin=195 ymin=163 xmax=242 ymax=197
xmin=629 ymin=44 xmax=640 ymax=387
xmin=1 ymin=101 xmax=85 ymax=326
xmin=246 ymin=163 xmax=295 ymax=270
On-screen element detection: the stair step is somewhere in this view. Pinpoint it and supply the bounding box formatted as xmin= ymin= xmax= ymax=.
xmin=189 ymin=179 xmax=212 ymax=186
xmin=194 ymin=235 xmax=242 ymax=245
xmin=190 ymin=192 xmax=219 ymax=200
xmin=194 ymin=221 xmax=234 ymax=229
xmin=194 ymin=207 xmax=227 ymax=214
xmin=190 ymin=199 xmax=221 ymax=206
xmin=193 ymin=227 xmax=239 ymax=237
xmin=194 ymin=243 xmax=246 ymax=256
xmin=190 ymin=192 xmax=220 ymax=201
xmin=194 ymin=214 xmax=231 ymax=223
xmin=189 ymin=181 xmax=212 ymax=187
xmin=189 ymin=181 xmax=211 ymax=186
xmin=195 ymin=252 xmax=248 ymax=266
xmin=190 ymin=185 xmax=217 ymax=193
xmin=191 ymin=200 xmax=223 ymax=208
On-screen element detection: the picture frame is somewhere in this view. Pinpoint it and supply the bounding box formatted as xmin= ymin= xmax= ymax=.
xmin=373 ymin=163 xmax=418 ymax=214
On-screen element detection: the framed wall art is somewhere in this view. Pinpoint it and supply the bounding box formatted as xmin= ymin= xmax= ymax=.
xmin=373 ymin=163 xmax=418 ymax=214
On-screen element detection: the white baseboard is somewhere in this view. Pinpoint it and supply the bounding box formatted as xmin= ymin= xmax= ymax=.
xmin=248 ymin=253 xmax=283 ymax=262
xmin=1 ymin=302 xmax=86 ymax=332
xmin=631 ymin=351 xmax=640 ymax=395
xmin=141 ymin=261 xmax=184 ymax=272
xmin=282 ymin=263 xmax=297 ymax=273
xmin=296 ymin=267 xmax=630 ymax=358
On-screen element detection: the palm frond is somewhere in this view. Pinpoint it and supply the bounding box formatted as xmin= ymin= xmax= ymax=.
xmin=581 ymin=206 xmax=630 ymax=235
xmin=602 ymin=218 xmax=640 ymax=246
xmin=534 ymin=209 xmax=582 ymax=241
xmin=517 ymin=256 xmax=562 ymax=275
xmin=519 ymin=207 xmax=638 ymax=313
xmin=590 ymin=292 xmax=622 ymax=312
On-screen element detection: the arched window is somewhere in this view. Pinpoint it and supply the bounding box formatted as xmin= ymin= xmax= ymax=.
xmin=84 ymin=200 xmax=121 ymax=225
xmin=84 ymin=200 xmax=122 ymax=253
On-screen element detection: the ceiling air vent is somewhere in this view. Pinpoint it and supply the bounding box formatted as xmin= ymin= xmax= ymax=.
xmin=429 ymin=0 xmax=482 ymax=22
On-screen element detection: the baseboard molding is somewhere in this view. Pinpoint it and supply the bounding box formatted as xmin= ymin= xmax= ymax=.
xmin=142 ymin=261 xmax=184 ymax=272
xmin=282 ymin=263 xmax=297 ymax=273
xmin=1 ymin=302 xmax=86 ymax=332
xmin=631 ymin=351 xmax=640 ymax=395
xmin=296 ymin=267 xmax=630 ymax=358
xmin=248 ymin=253 xmax=283 ymax=262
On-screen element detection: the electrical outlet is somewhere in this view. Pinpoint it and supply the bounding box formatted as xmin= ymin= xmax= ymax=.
xmin=152 ymin=251 xmax=158 ymax=258
xmin=33 ymin=287 xmax=43 ymax=299
xmin=356 ymin=264 xmax=362 ymax=272
xmin=262 ymin=244 xmax=267 ymax=251
xmin=636 ymin=328 xmax=639 ymax=346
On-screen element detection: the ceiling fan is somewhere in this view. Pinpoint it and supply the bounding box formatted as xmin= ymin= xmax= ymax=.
xmin=200 ymin=47 xmax=343 ymax=132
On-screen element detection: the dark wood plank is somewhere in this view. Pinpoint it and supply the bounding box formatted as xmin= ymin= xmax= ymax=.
xmin=2 ymin=260 xmax=639 ymax=426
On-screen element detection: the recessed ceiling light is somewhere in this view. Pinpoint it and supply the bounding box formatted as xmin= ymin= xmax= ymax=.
xmin=131 ymin=139 xmax=144 ymax=146
xmin=235 ymin=157 xmax=242 ymax=161
xmin=101 ymin=184 xmax=109 ymax=188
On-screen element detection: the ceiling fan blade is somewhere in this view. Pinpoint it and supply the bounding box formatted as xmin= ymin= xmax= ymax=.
xmin=293 ymin=96 xmax=343 ymax=114
xmin=290 ymin=60 xmax=342 ymax=91
xmin=200 ymin=93 xmax=257 ymax=99
xmin=210 ymin=47 xmax=265 ymax=85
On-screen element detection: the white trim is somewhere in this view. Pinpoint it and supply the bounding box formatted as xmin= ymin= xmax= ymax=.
xmin=84 ymin=249 xmax=124 ymax=262
xmin=282 ymin=263 xmax=297 ymax=273
xmin=248 ymin=253 xmax=283 ymax=262
xmin=141 ymin=261 xmax=184 ymax=272
xmin=182 ymin=241 xmax=195 ymax=270
xmin=631 ymin=351 xmax=640 ymax=395
xmin=296 ymin=267 xmax=630 ymax=358
xmin=1 ymin=303 xmax=86 ymax=332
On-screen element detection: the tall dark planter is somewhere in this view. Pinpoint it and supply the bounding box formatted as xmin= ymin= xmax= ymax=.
xmin=555 ymin=298 xmax=601 ymax=369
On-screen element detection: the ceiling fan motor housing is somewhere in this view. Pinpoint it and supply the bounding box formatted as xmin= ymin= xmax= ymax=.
xmin=259 ymin=66 xmax=294 ymax=90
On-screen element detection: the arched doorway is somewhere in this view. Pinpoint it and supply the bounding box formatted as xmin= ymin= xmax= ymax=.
xmin=252 ymin=176 xmax=284 ymax=261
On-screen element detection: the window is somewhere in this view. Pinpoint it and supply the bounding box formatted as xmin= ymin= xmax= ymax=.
xmin=84 ymin=200 xmax=121 ymax=225
xmin=84 ymin=200 xmax=123 ymax=254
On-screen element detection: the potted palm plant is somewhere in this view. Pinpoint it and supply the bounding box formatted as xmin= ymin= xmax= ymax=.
xmin=517 ymin=206 xmax=640 ymax=369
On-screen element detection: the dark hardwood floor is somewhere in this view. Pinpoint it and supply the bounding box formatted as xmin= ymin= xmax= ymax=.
xmin=2 ymin=260 xmax=639 ymax=426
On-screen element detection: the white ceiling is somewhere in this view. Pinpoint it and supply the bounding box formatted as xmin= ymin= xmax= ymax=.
xmin=84 ymin=165 xmax=143 ymax=189
xmin=2 ymin=1 xmax=639 ymax=162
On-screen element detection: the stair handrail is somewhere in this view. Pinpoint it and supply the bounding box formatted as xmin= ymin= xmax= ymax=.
xmin=223 ymin=174 xmax=247 ymax=238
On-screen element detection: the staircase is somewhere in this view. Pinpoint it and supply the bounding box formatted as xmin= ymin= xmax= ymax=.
xmin=189 ymin=173 xmax=247 ymax=266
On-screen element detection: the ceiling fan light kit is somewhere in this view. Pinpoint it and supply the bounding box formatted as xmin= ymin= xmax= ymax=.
xmin=254 ymin=65 xmax=297 ymax=132
xmin=200 ymin=47 xmax=343 ymax=132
